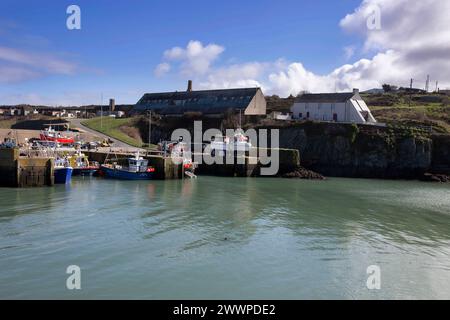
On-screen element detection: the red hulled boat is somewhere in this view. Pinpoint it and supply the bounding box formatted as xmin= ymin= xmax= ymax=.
xmin=40 ymin=126 xmax=75 ymax=144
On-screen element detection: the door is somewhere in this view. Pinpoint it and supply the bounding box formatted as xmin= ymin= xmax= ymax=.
xmin=333 ymin=113 xmax=338 ymax=121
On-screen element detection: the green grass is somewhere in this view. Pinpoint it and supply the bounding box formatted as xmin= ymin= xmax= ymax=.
xmin=371 ymin=104 xmax=450 ymax=133
xmin=0 ymin=118 xmax=18 ymax=129
xmin=81 ymin=117 xmax=144 ymax=148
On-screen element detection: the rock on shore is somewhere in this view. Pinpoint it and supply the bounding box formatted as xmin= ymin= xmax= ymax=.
xmin=282 ymin=167 xmax=325 ymax=180
xmin=421 ymin=173 xmax=450 ymax=182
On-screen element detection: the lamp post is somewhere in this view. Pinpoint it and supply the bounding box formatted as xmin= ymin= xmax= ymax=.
xmin=147 ymin=110 xmax=152 ymax=149
xmin=100 ymin=93 xmax=103 ymax=130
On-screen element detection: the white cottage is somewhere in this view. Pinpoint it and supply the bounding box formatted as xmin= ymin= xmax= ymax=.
xmin=291 ymin=89 xmax=376 ymax=123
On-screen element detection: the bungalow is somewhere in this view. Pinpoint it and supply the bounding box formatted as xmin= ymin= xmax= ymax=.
xmin=132 ymin=80 xmax=266 ymax=117
xmin=291 ymin=89 xmax=376 ymax=123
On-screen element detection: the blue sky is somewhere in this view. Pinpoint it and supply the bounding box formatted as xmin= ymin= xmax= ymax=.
xmin=1 ymin=0 xmax=447 ymax=105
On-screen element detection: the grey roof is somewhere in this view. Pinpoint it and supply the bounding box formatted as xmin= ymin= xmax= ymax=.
xmin=295 ymin=92 xmax=355 ymax=103
xmin=133 ymin=88 xmax=259 ymax=114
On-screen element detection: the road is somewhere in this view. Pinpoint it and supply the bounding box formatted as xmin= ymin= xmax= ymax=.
xmin=68 ymin=118 xmax=143 ymax=151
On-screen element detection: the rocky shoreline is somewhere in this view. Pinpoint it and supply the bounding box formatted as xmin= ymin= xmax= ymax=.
xmin=420 ymin=173 xmax=450 ymax=183
xmin=281 ymin=167 xmax=325 ymax=180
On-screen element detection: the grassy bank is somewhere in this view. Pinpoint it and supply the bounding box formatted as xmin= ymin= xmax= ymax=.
xmin=364 ymin=93 xmax=450 ymax=133
xmin=81 ymin=117 xmax=144 ymax=148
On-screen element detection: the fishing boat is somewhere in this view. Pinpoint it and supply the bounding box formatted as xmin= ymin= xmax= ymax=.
xmin=69 ymin=151 xmax=99 ymax=176
xmin=40 ymin=126 xmax=75 ymax=145
xmin=54 ymin=158 xmax=73 ymax=184
xmin=100 ymin=152 xmax=155 ymax=180
xmin=209 ymin=129 xmax=252 ymax=156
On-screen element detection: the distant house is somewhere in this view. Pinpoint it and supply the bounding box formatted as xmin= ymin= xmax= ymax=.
xmin=132 ymin=81 xmax=266 ymax=117
xmin=291 ymin=89 xmax=376 ymax=123
xmin=9 ymin=107 xmax=21 ymax=116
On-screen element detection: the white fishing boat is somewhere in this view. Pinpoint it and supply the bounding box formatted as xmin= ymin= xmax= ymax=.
xmin=209 ymin=129 xmax=252 ymax=156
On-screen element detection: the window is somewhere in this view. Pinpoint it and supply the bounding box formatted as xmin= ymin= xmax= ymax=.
xmin=299 ymin=112 xmax=302 ymax=118
xmin=306 ymin=112 xmax=310 ymax=118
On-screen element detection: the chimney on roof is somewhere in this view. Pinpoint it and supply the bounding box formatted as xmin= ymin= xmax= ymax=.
xmin=353 ymin=88 xmax=359 ymax=94
xmin=187 ymin=80 xmax=193 ymax=92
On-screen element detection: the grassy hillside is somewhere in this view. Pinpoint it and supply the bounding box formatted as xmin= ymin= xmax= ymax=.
xmin=0 ymin=115 xmax=59 ymax=129
xmin=363 ymin=93 xmax=450 ymax=133
xmin=265 ymin=95 xmax=296 ymax=113
xmin=264 ymin=92 xmax=450 ymax=133
xmin=81 ymin=117 xmax=144 ymax=147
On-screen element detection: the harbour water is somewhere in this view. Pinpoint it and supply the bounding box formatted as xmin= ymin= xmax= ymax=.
xmin=0 ymin=177 xmax=449 ymax=299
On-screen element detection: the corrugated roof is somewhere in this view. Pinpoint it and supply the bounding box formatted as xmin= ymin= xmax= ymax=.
xmin=133 ymin=88 xmax=259 ymax=114
xmin=295 ymin=92 xmax=355 ymax=103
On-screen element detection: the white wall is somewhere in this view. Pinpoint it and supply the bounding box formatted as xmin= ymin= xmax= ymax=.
xmin=291 ymin=95 xmax=376 ymax=123
xmin=291 ymin=102 xmax=348 ymax=121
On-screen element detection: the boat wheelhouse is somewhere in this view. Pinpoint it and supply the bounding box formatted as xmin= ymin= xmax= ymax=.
xmin=69 ymin=151 xmax=99 ymax=176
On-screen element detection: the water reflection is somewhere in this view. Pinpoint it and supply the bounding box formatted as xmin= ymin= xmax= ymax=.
xmin=0 ymin=176 xmax=449 ymax=298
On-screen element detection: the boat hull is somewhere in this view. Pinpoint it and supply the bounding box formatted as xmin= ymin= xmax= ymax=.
xmin=72 ymin=167 xmax=99 ymax=176
xmin=54 ymin=167 xmax=73 ymax=184
xmin=100 ymin=165 xmax=154 ymax=180
xmin=40 ymin=134 xmax=74 ymax=144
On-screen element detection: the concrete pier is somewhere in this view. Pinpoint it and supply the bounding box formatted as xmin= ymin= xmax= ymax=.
xmin=85 ymin=147 xmax=300 ymax=179
xmin=0 ymin=148 xmax=54 ymax=188
xmin=195 ymin=148 xmax=300 ymax=177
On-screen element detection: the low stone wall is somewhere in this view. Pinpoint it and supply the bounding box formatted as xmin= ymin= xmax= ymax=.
xmin=0 ymin=148 xmax=53 ymax=187
xmin=17 ymin=157 xmax=54 ymax=187
xmin=195 ymin=147 xmax=299 ymax=177
xmin=0 ymin=148 xmax=19 ymax=187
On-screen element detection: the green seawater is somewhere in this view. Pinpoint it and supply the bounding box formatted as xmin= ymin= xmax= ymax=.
xmin=0 ymin=176 xmax=449 ymax=299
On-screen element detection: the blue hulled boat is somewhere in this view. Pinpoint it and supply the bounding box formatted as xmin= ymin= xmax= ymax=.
xmin=54 ymin=167 xmax=73 ymax=184
xmin=54 ymin=157 xmax=73 ymax=184
xmin=100 ymin=153 xmax=155 ymax=180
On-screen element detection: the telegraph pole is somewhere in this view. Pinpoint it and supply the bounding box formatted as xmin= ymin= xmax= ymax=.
xmin=100 ymin=93 xmax=103 ymax=130
xmin=147 ymin=110 xmax=152 ymax=148
xmin=409 ymin=78 xmax=413 ymax=108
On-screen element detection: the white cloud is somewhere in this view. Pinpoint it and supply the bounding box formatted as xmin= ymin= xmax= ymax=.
xmin=156 ymin=0 xmax=450 ymax=96
xmin=337 ymin=0 xmax=450 ymax=90
xmin=198 ymin=62 xmax=268 ymax=90
xmin=160 ymin=40 xmax=224 ymax=75
xmin=343 ymin=46 xmax=356 ymax=60
xmin=0 ymin=66 xmax=40 ymax=83
xmin=154 ymin=62 xmax=171 ymax=77
xmin=0 ymin=46 xmax=77 ymax=83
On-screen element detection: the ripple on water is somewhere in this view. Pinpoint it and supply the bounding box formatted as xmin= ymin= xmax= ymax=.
xmin=0 ymin=177 xmax=450 ymax=299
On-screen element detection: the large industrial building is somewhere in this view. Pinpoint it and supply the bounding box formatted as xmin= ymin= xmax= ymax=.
xmin=132 ymin=81 xmax=266 ymax=117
